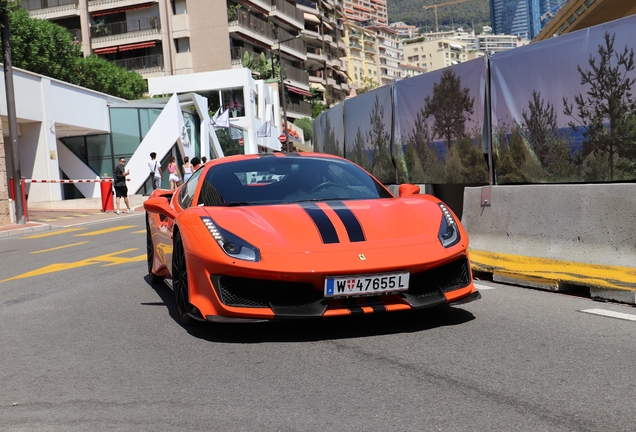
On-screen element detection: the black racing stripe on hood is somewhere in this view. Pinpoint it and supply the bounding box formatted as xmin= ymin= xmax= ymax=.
xmin=300 ymin=202 xmax=339 ymax=244
xmin=326 ymin=201 xmax=365 ymax=242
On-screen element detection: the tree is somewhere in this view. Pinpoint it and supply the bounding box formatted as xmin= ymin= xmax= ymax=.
xmin=9 ymin=8 xmax=82 ymax=83
xmin=9 ymin=7 xmax=147 ymax=99
xmin=349 ymin=127 xmax=371 ymax=172
xmin=74 ymin=55 xmax=147 ymax=100
xmin=293 ymin=117 xmax=312 ymax=143
xmin=423 ymin=69 xmax=474 ymax=150
xmin=356 ymin=77 xmax=379 ymax=95
xmin=322 ymin=115 xmax=342 ymax=156
xmin=309 ymin=87 xmax=327 ymax=119
xmin=367 ymin=96 xmax=393 ymax=182
xmin=521 ymin=91 xmax=579 ymax=181
xmin=406 ymin=109 xmax=443 ymax=183
xmin=242 ymin=51 xmax=279 ymax=81
xmin=563 ymin=31 xmax=636 ymax=181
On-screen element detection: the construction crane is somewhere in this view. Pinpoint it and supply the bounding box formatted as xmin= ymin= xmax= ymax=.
xmin=423 ymin=0 xmax=469 ymax=33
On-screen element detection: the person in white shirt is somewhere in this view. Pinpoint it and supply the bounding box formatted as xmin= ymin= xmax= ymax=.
xmin=148 ymin=152 xmax=163 ymax=190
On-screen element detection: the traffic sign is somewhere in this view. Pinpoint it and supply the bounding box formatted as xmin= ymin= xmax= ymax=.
xmin=278 ymin=134 xmax=286 ymax=143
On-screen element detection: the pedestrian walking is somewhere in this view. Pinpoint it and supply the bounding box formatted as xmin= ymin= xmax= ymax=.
xmin=148 ymin=152 xmax=163 ymax=190
xmin=167 ymin=156 xmax=181 ymax=189
xmin=191 ymin=157 xmax=202 ymax=171
xmin=113 ymin=157 xmax=133 ymax=214
xmin=182 ymin=156 xmax=193 ymax=183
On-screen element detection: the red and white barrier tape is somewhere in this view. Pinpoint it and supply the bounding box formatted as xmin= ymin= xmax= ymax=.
xmin=24 ymin=179 xmax=113 ymax=184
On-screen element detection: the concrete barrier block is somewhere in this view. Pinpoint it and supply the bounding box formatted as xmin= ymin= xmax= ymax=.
xmin=463 ymin=184 xmax=636 ymax=303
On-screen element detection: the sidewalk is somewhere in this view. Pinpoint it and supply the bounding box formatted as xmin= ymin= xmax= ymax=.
xmin=0 ymin=197 xmax=146 ymax=239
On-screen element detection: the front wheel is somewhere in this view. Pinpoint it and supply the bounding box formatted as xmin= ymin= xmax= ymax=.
xmin=172 ymin=230 xmax=196 ymax=325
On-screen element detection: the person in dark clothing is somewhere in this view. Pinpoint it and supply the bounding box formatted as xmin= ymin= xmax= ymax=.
xmin=113 ymin=157 xmax=132 ymax=214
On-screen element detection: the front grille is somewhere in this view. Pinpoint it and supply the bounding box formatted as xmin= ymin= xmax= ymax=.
xmin=409 ymin=257 xmax=471 ymax=297
xmin=215 ymin=276 xmax=323 ymax=308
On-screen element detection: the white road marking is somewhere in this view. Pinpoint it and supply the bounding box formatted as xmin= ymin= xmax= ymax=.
xmin=580 ymin=308 xmax=636 ymax=322
xmin=475 ymin=283 xmax=495 ymax=290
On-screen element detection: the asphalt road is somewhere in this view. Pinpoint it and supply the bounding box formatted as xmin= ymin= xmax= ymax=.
xmin=1 ymin=215 xmax=636 ymax=431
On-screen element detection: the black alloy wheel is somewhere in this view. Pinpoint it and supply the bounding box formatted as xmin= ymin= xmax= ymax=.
xmin=146 ymin=213 xmax=164 ymax=284
xmin=172 ymin=230 xmax=195 ymax=325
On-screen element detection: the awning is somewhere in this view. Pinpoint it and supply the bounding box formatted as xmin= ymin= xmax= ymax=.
xmin=323 ymin=21 xmax=333 ymax=30
xmin=285 ymin=84 xmax=312 ymax=97
xmin=450 ymin=43 xmax=464 ymax=50
xmin=303 ymin=13 xmax=320 ymax=23
xmin=93 ymin=46 xmax=118 ymax=55
xmin=91 ymin=2 xmax=154 ymax=16
xmin=93 ymin=41 xmax=155 ymax=55
xmin=119 ymin=41 xmax=155 ymax=51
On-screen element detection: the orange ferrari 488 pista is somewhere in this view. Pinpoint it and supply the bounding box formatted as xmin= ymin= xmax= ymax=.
xmin=144 ymin=152 xmax=480 ymax=325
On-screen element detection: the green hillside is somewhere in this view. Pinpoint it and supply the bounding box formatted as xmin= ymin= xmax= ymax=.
xmin=387 ymin=0 xmax=491 ymax=33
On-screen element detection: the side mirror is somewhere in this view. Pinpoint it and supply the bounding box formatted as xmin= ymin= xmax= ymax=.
xmin=399 ymin=184 xmax=420 ymax=197
xmin=143 ymin=196 xmax=178 ymax=219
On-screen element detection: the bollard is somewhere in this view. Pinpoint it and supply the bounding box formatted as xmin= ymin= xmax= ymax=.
xmin=21 ymin=178 xmax=28 ymax=222
xmin=100 ymin=177 xmax=114 ymax=212
xmin=9 ymin=178 xmax=29 ymax=222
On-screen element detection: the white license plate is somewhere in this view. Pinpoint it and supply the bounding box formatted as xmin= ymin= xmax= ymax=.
xmin=324 ymin=271 xmax=410 ymax=298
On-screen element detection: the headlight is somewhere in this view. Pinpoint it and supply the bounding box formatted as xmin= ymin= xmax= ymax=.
xmin=438 ymin=203 xmax=460 ymax=248
xmin=201 ymin=217 xmax=261 ymax=262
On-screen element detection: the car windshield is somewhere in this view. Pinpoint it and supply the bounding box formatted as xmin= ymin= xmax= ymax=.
xmin=198 ymin=155 xmax=393 ymax=206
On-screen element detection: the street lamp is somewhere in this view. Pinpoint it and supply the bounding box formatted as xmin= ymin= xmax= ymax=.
xmin=276 ymin=34 xmax=300 ymax=152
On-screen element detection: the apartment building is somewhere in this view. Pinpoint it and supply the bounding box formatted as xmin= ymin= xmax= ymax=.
xmin=21 ymin=0 xmax=348 ymax=114
xmin=344 ymin=24 xmax=378 ymax=91
xmin=343 ymin=0 xmax=387 ymax=25
xmin=365 ymin=25 xmax=402 ymax=86
xmin=297 ymin=0 xmax=349 ymax=107
xmin=389 ymin=21 xmax=419 ymax=39
xmin=402 ymin=37 xmax=468 ymax=72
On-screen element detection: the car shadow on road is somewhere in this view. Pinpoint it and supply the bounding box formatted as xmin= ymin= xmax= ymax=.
xmin=144 ymin=276 xmax=476 ymax=343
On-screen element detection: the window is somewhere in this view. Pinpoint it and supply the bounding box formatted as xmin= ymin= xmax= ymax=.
xmin=222 ymin=88 xmax=245 ymax=117
xmin=175 ymin=37 xmax=190 ymax=53
xmin=567 ymin=14 xmax=576 ymax=24
xmin=179 ymin=165 xmax=205 ymax=208
xmin=576 ymin=6 xmax=585 ymax=15
xmin=584 ymin=0 xmax=595 ymax=6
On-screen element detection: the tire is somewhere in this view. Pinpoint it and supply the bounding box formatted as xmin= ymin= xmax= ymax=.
xmin=172 ymin=230 xmax=196 ymax=325
xmin=146 ymin=213 xmax=164 ymax=284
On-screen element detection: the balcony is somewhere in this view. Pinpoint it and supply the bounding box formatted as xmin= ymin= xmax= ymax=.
xmin=306 ymin=46 xmax=326 ymax=63
xmin=287 ymin=99 xmax=312 ymax=117
xmin=113 ymin=54 xmax=163 ymax=74
xmin=90 ymin=17 xmax=161 ymax=40
xmin=296 ymin=0 xmax=318 ymax=12
xmin=230 ymin=47 xmax=259 ymax=67
xmin=268 ymin=0 xmax=304 ymax=30
xmin=284 ymin=64 xmax=310 ymax=88
xmin=88 ymin=0 xmax=156 ymax=14
xmin=68 ymin=28 xmax=82 ymax=43
xmin=277 ymin=28 xmax=307 ymax=61
xmin=22 ymin=0 xmax=78 ymax=18
xmin=229 ymin=11 xmax=276 ymax=46
xmin=308 ymin=70 xmax=326 ymax=85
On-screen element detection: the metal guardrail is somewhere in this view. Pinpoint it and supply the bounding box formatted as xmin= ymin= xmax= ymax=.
xmin=91 ymin=17 xmax=160 ymax=38
xmin=21 ymin=0 xmax=76 ymax=10
xmin=113 ymin=54 xmax=163 ymax=72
